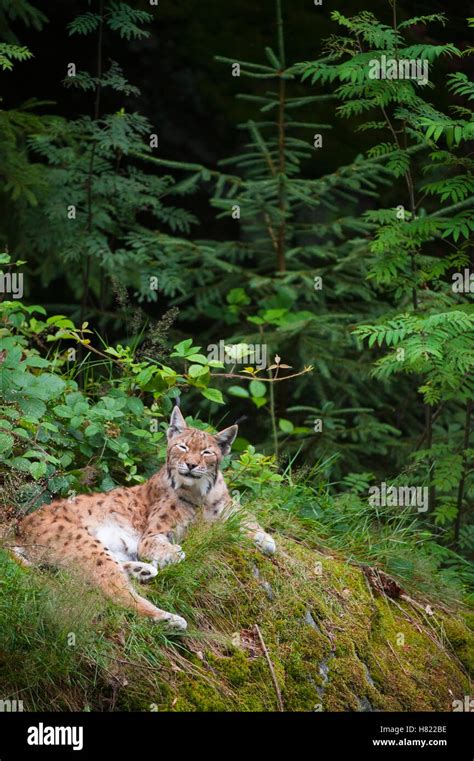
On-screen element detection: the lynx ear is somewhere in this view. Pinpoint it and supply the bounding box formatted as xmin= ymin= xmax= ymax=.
xmin=215 ymin=425 xmax=238 ymax=455
xmin=167 ymin=406 xmax=187 ymax=440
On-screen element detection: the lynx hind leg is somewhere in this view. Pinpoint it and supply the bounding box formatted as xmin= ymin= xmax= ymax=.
xmin=73 ymin=541 xmax=187 ymax=631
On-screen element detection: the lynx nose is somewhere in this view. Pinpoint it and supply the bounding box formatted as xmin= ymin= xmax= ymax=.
xmin=186 ymin=462 xmax=197 ymax=471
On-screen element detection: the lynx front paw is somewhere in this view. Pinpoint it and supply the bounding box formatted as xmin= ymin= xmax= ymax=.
xmin=254 ymin=531 xmax=276 ymax=556
xmin=152 ymin=544 xmax=186 ymax=569
xmin=123 ymin=561 xmax=158 ymax=582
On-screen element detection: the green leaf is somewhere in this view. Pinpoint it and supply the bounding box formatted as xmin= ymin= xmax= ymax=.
xmin=54 ymin=405 xmax=73 ymax=418
xmin=226 ymin=288 xmax=250 ymax=305
xmin=171 ymin=338 xmax=195 ymax=357
xmin=0 ymin=432 xmax=14 ymax=454
xmin=40 ymin=422 xmax=59 ymax=433
xmin=18 ymin=398 xmax=47 ymax=419
xmin=249 ymin=379 xmax=266 ymax=398
xmin=201 ymin=388 xmax=224 ymax=404
xmin=188 ymin=364 xmax=209 ymax=378
xmin=127 ymin=397 xmax=144 ymax=416
xmin=278 ymin=418 xmax=294 ymax=433
xmin=84 ymin=424 xmax=102 ymax=437
xmin=10 ymin=457 xmax=32 ymax=473
xmin=228 ymin=385 xmax=250 ymax=398
xmin=186 ymin=354 xmax=209 ymax=365
xmin=24 ymin=355 xmax=50 ymax=368
xmin=30 ymin=461 xmax=47 ymax=480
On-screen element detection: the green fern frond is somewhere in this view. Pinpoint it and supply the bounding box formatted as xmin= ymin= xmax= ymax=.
xmin=106 ymin=1 xmax=152 ymax=40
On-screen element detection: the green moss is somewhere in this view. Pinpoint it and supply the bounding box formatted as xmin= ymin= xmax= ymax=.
xmin=207 ymin=649 xmax=250 ymax=687
xmin=362 ymin=598 xmax=469 ymax=711
xmin=0 ymin=516 xmax=471 ymax=712
xmin=443 ymin=617 xmax=474 ymax=674
xmin=173 ymin=677 xmax=228 ymax=712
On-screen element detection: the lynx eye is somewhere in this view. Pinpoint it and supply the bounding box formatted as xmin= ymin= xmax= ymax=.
xmin=176 ymin=443 xmax=188 ymax=452
xmin=202 ymin=449 xmax=214 ymax=456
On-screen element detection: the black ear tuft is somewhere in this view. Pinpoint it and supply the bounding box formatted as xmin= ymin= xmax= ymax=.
xmin=215 ymin=425 xmax=238 ymax=455
xmin=167 ymin=406 xmax=187 ymax=440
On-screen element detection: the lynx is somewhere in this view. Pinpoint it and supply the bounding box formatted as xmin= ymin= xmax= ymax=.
xmin=11 ymin=407 xmax=276 ymax=631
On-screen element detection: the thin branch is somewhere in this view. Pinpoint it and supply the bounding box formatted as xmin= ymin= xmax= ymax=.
xmin=454 ymin=399 xmax=473 ymax=548
xmin=211 ymin=367 xmax=313 ymax=383
xmin=254 ymin=624 xmax=284 ymax=711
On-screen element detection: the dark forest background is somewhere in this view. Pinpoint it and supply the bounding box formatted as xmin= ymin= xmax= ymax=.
xmin=0 ymin=0 xmax=474 ymax=715
xmin=1 ymin=0 xmax=474 ymax=594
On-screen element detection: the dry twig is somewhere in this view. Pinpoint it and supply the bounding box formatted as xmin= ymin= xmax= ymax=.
xmin=254 ymin=624 xmax=284 ymax=712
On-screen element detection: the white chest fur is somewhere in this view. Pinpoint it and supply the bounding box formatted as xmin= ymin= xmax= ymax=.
xmin=91 ymin=517 xmax=140 ymax=562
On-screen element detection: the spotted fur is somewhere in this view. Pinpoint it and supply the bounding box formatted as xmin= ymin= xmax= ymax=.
xmin=12 ymin=407 xmax=276 ymax=631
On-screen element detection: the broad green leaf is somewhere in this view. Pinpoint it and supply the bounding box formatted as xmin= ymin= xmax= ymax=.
xmin=30 ymin=461 xmax=47 ymax=479
xmin=188 ymin=364 xmax=208 ymax=378
xmin=186 ymin=353 xmax=209 ymax=365
xmin=228 ymin=385 xmax=250 ymax=398
xmin=202 ymin=388 xmax=224 ymax=404
xmin=0 ymin=431 xmax=14 ymax=453
xmin=249 ymin=379 xmax=266 ymax=398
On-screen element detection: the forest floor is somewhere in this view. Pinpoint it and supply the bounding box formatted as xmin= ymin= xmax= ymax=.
xmin=0 ymin=496 xmax=472 ymax=712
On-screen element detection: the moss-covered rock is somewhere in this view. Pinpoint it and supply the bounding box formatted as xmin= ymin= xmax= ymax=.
xmin=158 ymin=536 xmax=471 ymax=712
xmin=136 ymin=532 xmax=471 ymax=711
xmin=0 ymin=521 xmax=472 ymax=712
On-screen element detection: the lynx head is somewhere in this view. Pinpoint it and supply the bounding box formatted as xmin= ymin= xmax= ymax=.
xmin=166 ymin=407 xmax=237 ymax=492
